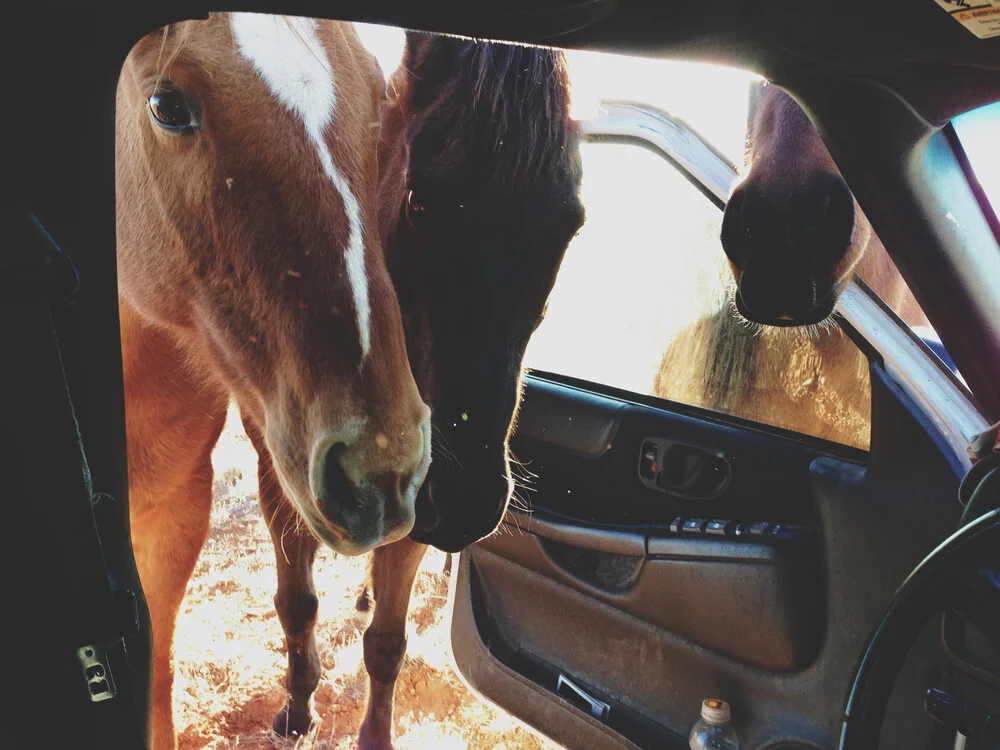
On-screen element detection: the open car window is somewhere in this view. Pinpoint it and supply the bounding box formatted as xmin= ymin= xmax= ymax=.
xmin=953 ymin=102 xmax=1000 ymax=215
xmin=522 ymin=58 xmax=964 ymax=452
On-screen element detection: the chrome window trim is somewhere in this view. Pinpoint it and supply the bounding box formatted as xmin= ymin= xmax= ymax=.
xmin=836 ymin=284 xmax=986 ymax=473
xmin=581 ymin=100 xmax=988 ymax=471
xmin=580 ymin=100 xmax=741 ymax=206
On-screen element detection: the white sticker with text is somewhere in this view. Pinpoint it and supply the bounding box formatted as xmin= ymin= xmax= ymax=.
xmin=934 ymin=0 xmax=1000 ymax=39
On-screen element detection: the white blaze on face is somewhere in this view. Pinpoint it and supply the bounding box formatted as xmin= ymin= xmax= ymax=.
xmin=231 ymin=13 xmax=372 ymax=360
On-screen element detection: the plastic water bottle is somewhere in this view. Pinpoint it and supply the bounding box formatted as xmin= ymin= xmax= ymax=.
xmin=689 ymin=699 xmax=740 ymax=750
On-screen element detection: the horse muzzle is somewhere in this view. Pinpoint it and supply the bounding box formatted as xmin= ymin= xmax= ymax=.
xmin=734 ymin=282 xmax=840 ymax=327
xmin=307 ymin=419 xmax=431 ymax=555
xmin=409 ymin=468 xmax=511 ymax=553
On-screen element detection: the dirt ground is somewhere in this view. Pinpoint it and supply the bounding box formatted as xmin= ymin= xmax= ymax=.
xmin=173 ymin=406 xmax=559 ymax=750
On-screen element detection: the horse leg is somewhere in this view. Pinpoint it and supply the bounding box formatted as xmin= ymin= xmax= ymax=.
xmin=355 ymin=549 xmax=446 ymax=614
xmin=358 ymin=537 xmax=428 ymax=750
xmin=123 ymin=305 xmax=228 ymax=750
xmin=241 ymin=414 xmax=322 ymax=738
xmin=132 ymin=460 xmax=220 ymax=750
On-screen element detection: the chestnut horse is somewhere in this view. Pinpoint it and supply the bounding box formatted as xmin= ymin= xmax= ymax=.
xmin=655 ymin=83 xmax=927 ymax=448
xmin=116 ymin=15 xmax=431 ymax=749
xmin=251 ymin=32 xmax=584 ymax=748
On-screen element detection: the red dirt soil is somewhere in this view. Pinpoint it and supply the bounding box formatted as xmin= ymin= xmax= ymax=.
xmin=173 ymin=406 xmax=559 ymax=749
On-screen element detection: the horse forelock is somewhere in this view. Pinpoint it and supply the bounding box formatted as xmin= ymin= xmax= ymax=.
xmin=402 ymin=34 xmax=577 ymax=194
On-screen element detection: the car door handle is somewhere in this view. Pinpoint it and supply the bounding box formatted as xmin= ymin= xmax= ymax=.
xmin=659 ymin=448 xmax=711 ymax=490
xmin=638 ymin=439 xmax=730 ymax=499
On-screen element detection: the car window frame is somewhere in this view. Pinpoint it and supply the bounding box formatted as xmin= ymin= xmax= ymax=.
xmin=547 ymin=99 xmax=989 ymax=474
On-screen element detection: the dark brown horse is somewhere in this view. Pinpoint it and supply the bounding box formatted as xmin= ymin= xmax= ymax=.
xmin=256 ymin=32 xmax=584 ymax=749
xmin=117 ymin=14 xmax=430 ymax=749
xmin=655 ymin=83 xmax=926 ymax=448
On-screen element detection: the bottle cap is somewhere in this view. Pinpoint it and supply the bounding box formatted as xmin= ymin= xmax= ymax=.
xmin=701 ymin=698 xmax=731 ymax=725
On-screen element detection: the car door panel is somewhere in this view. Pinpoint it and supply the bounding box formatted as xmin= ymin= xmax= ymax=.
xmin=450 ymin=365 xmax=963 ymax=749
xmin=492 ymin=377 xmax=829 ymax=673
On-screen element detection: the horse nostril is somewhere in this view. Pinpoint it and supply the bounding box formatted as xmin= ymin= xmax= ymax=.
xmin=807 ymin=174 xmax=856 ymax=264
xmin=320 ymin=442 xmax=360 ymax=514
xmin=720 ymin=185 xmax=750 ymax=268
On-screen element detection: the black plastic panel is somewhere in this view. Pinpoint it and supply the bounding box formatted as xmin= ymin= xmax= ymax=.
xmin=515 ymin=378 xmax=626 ymax=458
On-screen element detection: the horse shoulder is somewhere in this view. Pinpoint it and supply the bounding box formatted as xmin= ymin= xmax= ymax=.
xmin=120 ymin=298 xmax=229 ymax=514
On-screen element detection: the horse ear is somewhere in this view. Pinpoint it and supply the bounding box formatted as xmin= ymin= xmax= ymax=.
xmin=403 ymin=30 xmax=423 ymax=64
xmin=403 ymin=30 xmax=465 ymax=73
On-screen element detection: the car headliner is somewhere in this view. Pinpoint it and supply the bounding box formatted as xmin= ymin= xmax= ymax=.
xmin=361 ymin=0 xmax=1000 ymax=122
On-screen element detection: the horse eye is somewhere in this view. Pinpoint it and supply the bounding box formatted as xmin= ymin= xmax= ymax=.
xmin=406 ymin=189 xmax=428 ymax=223
xmin=148 ymin=87 xmax=196 ymax=132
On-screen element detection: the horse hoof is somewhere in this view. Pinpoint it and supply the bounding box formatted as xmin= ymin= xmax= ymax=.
xmin=271 ymin=703 xmax=314 ymax=739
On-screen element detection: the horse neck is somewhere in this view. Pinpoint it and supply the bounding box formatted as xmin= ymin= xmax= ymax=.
xmin=853 ymin=233 xmax=928 ymax=328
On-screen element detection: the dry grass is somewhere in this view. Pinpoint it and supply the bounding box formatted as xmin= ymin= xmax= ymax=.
xmin=173 ymin=406 xmax=559 ymax=750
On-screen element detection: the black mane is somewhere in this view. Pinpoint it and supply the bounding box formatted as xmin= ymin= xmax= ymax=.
xmin=402 ymin=33 xmax=577 ymax=194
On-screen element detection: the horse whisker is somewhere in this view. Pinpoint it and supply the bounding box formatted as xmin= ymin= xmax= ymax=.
xmin=429 ymin=422 xmax=464 ymax=469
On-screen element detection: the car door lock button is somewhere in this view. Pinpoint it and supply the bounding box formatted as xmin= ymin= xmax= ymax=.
xmin=639 ymin=442 xmax=659 ymax=481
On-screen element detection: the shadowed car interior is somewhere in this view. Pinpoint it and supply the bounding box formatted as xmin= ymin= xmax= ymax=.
xmin=4 ymin=2 xmax=998 ymax=749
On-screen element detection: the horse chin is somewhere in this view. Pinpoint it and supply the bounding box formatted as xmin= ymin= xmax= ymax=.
xmin=409 ymin=476 xmax=510 ymax=553
xmin=409 ymin=483 xmax=467 ymax=552
xmin=409 ymin=526 xmax=468 ymax=554
xmin=734 ymin=285 xmax=840 ymax=327
xmin=410 ymin=484 xmax=440 ymax=539
xmin=297 ymin=498 xmax=414 ymax=557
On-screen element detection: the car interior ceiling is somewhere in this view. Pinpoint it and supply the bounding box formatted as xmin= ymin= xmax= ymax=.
xmin=5 ymin=1 xmax=999 ymax=748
